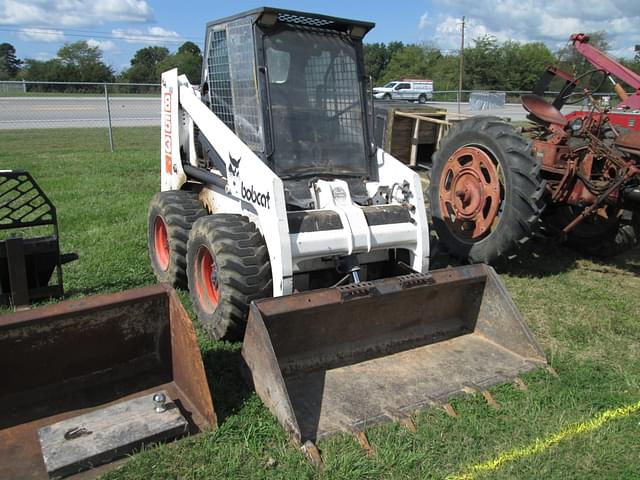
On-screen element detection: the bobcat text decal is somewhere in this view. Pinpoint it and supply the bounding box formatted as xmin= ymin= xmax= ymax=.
xmin=242 ymin=183 xmax=271 ymax=209
xmin=227 ymin=153 xmax=271 ymax=209
xmin=163 ymin=92 xmax=172 ymax=174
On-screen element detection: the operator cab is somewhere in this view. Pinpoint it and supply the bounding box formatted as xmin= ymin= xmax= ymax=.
xmin=199 ymin=8 xmax=375 ymax=209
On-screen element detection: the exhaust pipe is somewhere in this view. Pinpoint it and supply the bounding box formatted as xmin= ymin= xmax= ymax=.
xmin=243 ymin=264 xmax=546 ymax=446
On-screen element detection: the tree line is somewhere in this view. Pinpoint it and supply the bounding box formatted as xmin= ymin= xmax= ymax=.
xmin=1 ymin=32 xmax=639 ymax=92
xmin=365 ymin=32 xmax=640 ymax=92
xmin=0 ymin=40 xmax=203 ymax=90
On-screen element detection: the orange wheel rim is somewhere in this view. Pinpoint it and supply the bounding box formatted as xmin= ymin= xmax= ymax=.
xmin=438 ymin=146 xmax=503 ymax=241
xmin=195 ymin=246 xmax=219 ymax=311
xmin=153 ymin=217 xmax=170 ymax=271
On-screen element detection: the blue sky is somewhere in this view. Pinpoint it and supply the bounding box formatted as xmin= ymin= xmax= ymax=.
xmin=1 ymin=0 xmax=638 ymax=73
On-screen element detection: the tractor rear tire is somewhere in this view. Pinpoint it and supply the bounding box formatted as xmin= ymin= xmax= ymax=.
xmin=187 ymin=214 xmax=272 ymax=340
xmin=543 ymin=206 xmax=639 ymax=257
xmin=429 ymin=116 xmax=546 ymax=263
xmin=148 ymin=190 xmax=207 ymax=288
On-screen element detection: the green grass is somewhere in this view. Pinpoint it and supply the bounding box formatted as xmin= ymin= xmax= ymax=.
xmin=1 ymin=128 xmax=639 ymax=479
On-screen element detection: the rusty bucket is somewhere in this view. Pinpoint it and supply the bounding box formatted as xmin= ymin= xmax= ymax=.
xmin=242 ymin=264 xmax=546 ymax=447
xmin=0 ymin=284 xmax=216 ymax=479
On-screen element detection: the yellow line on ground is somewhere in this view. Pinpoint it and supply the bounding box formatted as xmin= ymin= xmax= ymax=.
xmin=447 ymin=400 xmax=640 ymax=480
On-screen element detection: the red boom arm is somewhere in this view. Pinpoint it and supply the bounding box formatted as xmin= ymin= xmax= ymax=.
xmin=571 ymin=33 xmax=640 ymax=109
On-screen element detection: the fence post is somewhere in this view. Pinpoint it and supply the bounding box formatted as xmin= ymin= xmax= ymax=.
xmin=103 ymin=82 xmax=114 ymax=152
xmin=22 ymin=79 xmax=26 ymax=93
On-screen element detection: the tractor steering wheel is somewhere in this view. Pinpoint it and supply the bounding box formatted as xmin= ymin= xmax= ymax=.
xmin=559 ymin=69 xmax=607 ymax=105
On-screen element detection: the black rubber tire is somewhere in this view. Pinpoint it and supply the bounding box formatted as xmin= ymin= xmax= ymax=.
xmin=429 ymin=116 xmax=546 ymax=263
xmin=418 ymin=94 xmax=427 ymax=104
xmin=187 ymin=214 xmax=272 ymax=340
xmin=543 ymin=205 xmax=639 ymax=257
xmin=383 ymin=93 xmax=391 ymax=100
xmin=148 ymin=190 xmax=207 ymax=288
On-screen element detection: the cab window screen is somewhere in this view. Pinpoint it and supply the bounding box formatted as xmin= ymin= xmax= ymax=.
xmin=265 ymin=28 xmax=368 ymax=178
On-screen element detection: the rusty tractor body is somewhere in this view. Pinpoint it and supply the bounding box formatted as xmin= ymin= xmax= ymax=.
xmin=0 ymin=284 xmax=215 ymax=479
xmin=430 ymin=34 xmax=640 ymax=263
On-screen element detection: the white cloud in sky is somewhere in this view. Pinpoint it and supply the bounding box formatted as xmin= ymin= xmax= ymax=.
xmin=18 ymin=28 xmax=65 ymax=42
xmin=419 ymin=12 xmax=429 ymax=30
xmin=0 ymin=0 xmax=154 ymax=27
xmin=112 ymin=27 xmax=182 ymax=44
xmin=422 ymin=0 xmax=640 ymax=57
xmin=87 ymin=38 xmax=117 ymax=52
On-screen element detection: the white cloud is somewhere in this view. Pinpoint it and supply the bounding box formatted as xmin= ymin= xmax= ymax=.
xmin=419 ymin=12 xmax=429 ymax=30
xmin=0 ymin=0 xmax=154 ymax=27
xmin=429 ymin=0 xmax=640 ymax=58
xmin=112 ymin=27 xmax=182 ymax=44
xmin=92 ymin=0 xmax=153 ymax=23
xmin=87 ymin=38 xmax=117 ymax=52
xmin=18 ymin=28 xmax=65 ymax=42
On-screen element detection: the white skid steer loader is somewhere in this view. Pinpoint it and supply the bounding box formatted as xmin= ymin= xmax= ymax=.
xmin=148 ymin=7 xmax=547 ymax=452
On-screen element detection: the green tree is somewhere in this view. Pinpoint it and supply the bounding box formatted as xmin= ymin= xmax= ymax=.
xmin=429 ymin=52 xmax=459 ymax=91
xmin=56 ymin=41 xmax=114 ymax=82
xmin=463 ymin=35 xmax=501 ymax=89
xmin=381 ymin=45 xmax=429 ymax=83
xmin=0 ymin=43 xmax=21 ymax=79
xmin=364 ymin=42 xmax=389 ymax=83
xmin=122 ymin=46 xmax=170 ymax=83
xmin=156 ymin=42 xmax=202 ymax=83
xmin=498 ymin=40 xmax=555 ymax=91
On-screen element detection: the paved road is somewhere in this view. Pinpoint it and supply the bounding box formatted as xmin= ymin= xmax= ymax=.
xmin=0 ymin=96 xmax=584 ymax=129
xmin=0 ymin=96 xmax=159 ymax=129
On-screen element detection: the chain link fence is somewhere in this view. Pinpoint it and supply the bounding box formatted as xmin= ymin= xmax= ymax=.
xmin=0 ymin=81 xmax=618 ymax=151
xmin=0 ymin=81 xmax=161 ymax=151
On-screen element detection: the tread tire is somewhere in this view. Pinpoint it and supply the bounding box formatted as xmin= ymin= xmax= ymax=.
xmin=187 ymin=214 xmax=272 ymax=341
xmin=429 ymin=116 xmax=546 ymax=263
xmin=148 ymin=190 xmax=207 ymax=288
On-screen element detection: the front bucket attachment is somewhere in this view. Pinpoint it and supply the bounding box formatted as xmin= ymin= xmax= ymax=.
xmin=0 ymin=284 xmax=216 ymax=479
xmin=243 ymin=264 xmax=546 ymax=445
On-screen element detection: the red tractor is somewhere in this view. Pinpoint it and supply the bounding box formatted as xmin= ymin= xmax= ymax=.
xmin=430 ymin=33 xmax=640 ymax=263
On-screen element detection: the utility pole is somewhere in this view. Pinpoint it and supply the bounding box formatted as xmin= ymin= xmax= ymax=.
xmin=458 ymin=16 xmax=465 ymax=114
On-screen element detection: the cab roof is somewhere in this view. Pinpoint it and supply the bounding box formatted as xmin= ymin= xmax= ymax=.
xmin=205 ymin=7 xmax=375 ymax=38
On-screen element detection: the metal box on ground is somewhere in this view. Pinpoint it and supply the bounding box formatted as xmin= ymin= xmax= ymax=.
xmin=0 ymin=284 xmax=216 ymax=479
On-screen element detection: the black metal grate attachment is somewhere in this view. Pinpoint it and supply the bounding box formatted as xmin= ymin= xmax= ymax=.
xmin=0 ymin=170 xmax=56 ymax=229
xmin=277 ymin=13 xmax=335 ymax=28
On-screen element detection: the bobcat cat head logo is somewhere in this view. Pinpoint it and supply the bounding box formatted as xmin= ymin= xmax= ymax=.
xmin=228 ymin=154 xmax=241 ymax=177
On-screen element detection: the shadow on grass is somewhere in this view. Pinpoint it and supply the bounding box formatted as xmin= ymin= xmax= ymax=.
xmin=431 ymin=234 xmax=640 ymax=278
xmin=200 ymin=343 xmax=253 ymax=424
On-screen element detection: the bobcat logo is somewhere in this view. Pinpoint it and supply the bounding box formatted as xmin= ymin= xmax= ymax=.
xmin=228 ymin=154 xmax=241 ymax=177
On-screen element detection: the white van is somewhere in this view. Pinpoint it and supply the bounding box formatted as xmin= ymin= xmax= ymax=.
xmin=373 ymin=79 xmax=434 ymax=103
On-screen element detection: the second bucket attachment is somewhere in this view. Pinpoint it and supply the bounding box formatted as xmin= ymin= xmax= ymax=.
xmin=242 ymin=263 xmax=546 ymax=446
xmin=0 ymin=284 xmax=216 ymax=479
